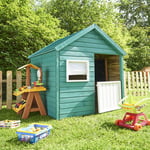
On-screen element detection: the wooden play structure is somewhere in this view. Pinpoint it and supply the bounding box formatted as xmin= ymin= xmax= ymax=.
xmin=13 ymin=64 xmax=47 ymax=119
xmin=28 ymin=24 xmax=126 ymax=119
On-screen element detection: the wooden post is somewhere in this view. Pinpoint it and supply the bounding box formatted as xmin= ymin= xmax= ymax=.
xmin=143 ymin=72 xmax=147 ymax=95
xmin=139 ymin=72 xmax=143 ymax=96
xmin=105 ymin=58 xmax=108 ymax=81
xmin=16 ymin=71 xmax=22 ymax=102
xmin=40 ymin=68 xmax=42 ymax=83
xmin=131 ymin=72 xmax=135 ymax=96
xmin=6 ymin=71 xmax=12 ymax=109
xmin=127 ymin=72 xmax=131 ymax=95
xmin=148 ymin=72 xmax=150 ymax=92
xmin=119 ymin=56 xmax=125 ymax=98
xmin=26 ymin=67 xmax=30 ymax=86
xmin=135 ymin=72 xmax=139 ymax=96
xmin=124 ymin=72 xmax=126 ymax=96
xmin=0 ymin=71 xmax=2 ymax=109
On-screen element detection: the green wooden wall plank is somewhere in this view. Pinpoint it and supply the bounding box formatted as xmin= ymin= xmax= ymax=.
xmin=46 ymin=96 xmax=56 ymax=104
xmin=60 ymin=51 xmax=93 ymax=57
xmin=60 ymin=95 xmax=94 ymax=103
xmin=60 ymin=105 xmax=94 ymax=114
xmin=60 ymin=91 xmax=94 ymax=98
xmin=59 ymin=110 xmax=94 ymax=119
xmin=76 ymin=37 xmax=106 ymax=45
xmin=60 ymin=86 xmax=95 ymax=93
xmin=60 ymin=56 xmax=93 ymax=61
xmin=70 ymin=41 xmax=113 ymax=50
xmin=59 ymin=82 xmax=94 ymax=88
xmin=83 ymin=30 xmax=104 ymax=39
xmin=63 ymin=46 xmax=118 ymax=55
xmin=60 ymin=100 xmax=94 ymax=109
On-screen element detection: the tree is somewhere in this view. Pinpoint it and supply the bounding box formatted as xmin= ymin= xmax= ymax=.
xmin=118 ymin=0 xmax=150 ymax=70
xmin=125 ymin=26 xmax=150 ymax=71
xmin=43 ymin=0 xmax=131 ymax=51
xmin=119 ymin=0 xmax=150 ymax=28
xmin=0 ymin=0 xmax=68 ymax=71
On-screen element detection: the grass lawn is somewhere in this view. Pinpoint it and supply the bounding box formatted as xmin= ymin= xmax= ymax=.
xmin=0 ymin=98 xmax=150 ymax=150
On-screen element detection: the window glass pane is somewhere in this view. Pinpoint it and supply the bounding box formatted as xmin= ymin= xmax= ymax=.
xmin=68 ymin=62 xmax=87 ymax=75
xmin=66 ymin=60 xmax=89 ymax=82
xmin=69 ymin=75 xmax=87 ymax=80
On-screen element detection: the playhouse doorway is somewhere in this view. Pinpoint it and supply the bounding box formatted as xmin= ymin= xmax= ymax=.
xmin=95 ymin=54 xmax=108 ymax=82
xmin=94 ymin=54 xmax=120 ymax=82
xmin=94 ymin=54 xmax=121 ymax=113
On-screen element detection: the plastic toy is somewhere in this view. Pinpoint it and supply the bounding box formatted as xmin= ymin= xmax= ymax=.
xmin=13 ymin=99 xmax=26 ymax=113
xmin=16 ymin=123 xmax=52 ymax=144
xmin=32 ymin=80 xmax=44 ymax=87
xmin=115 ymin=97 xmax=150 ymax=131
xmin=0 ymin=120 xmax=20 ymax=128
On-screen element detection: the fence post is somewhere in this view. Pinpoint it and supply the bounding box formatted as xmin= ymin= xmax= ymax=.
xmin=148 ymin=72 xmax=150 ymax=92
xmin=16 ymin=71 xmax=22 ymax=102
xmin=127 ymin=72 xmax=131 ymax=95
xmin=6 ymin=71 xmax=12 ymax=109
xmin=143 ymin=72 xmax=147 ymax=95
xmin=0 ymin=71 xmax=2 ymax=109
xmin=135 ymin=72 xmax=139 ymax=95
xmin=124 ymin=72 xmax=126 ymax=96
xmin=131 ymin=72 xmax=136 ymax=96
xmin=139 ymin=72 xmax=143 ymax=96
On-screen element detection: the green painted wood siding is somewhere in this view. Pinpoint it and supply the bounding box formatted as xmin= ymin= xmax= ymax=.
xmin=59 ymin=52 xmax=95 ymax=119
xmin=31 ymin=51 xmax=58 ymax=119
xmin=63 ymin=30 xmax=119 ymax=55
xmin=59 ymin=30 xmax=115 ymax=118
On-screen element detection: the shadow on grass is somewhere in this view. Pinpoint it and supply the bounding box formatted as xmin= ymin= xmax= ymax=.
xmin=0 ymin=108 xmax=54 ymax=123
xmin=100 ymin=121 xmax=125 ymax=131
xmin=6 ymin=137 xmax=33 ymax=147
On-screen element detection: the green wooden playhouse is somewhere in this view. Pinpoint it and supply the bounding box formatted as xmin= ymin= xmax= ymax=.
xmin=28 ymin=24 xmax=126 ymax=119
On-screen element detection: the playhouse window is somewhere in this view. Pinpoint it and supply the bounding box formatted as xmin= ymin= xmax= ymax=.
xmin=66 ymin=60 xmax=89 ymax=82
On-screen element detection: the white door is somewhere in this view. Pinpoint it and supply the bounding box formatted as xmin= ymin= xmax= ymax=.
xmin=97 ymin=81 xmax=121 ymax=113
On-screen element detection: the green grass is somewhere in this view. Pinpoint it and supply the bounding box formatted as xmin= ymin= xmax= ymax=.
xmin=1 ymin=101 xmax=150 ymax=150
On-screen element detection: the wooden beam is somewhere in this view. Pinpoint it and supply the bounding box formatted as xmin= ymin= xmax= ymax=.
xmin=16 ymin=71 xmax=22 ymax=102
xmin=6 ymin=71 xmax=12 ymax=109
xmin=26 ymin=67 xmax=30 ymax=86
xmin=105 ymin=58 xmax=108 ymax=81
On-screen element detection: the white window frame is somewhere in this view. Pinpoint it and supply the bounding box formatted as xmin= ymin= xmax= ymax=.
xmin=66 ymin=60 xmax=89 ymax=82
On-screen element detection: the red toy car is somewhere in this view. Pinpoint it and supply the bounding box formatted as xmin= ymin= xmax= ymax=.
xmin=115 ymin=97 xmax=150 ymax=131
xmin=115 ymin=112 xmax=150 ymax=131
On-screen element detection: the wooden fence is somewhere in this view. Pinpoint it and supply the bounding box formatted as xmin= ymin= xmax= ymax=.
xmin=0 ymin=71 xmax=23 ymax=109
xmin=124 ymin=71 xmax=150 ymax=96
xmin=0 ymin=71 xmax=150 ymax=109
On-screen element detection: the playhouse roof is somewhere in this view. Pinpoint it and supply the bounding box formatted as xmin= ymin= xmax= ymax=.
xmin=28 ymin=24 xmax=126 ymax=58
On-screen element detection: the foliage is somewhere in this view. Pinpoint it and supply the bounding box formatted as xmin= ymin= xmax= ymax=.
xmin=0 ymin=0 xmax=149 ymax=72
xmin=119 ymin=0 xmax=150 ymax=28
xmin=118 ymin=0 xmax=150 ymax=70
xmin=43 ymin=0 xmax=131 ymax=51
xmin=0 ymin=0 xmax=68 ymax=71
xmin=125 ymin=26 xmax=150 ymax=70
xmin=0 ymin=103 xmax=150 ymax=150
